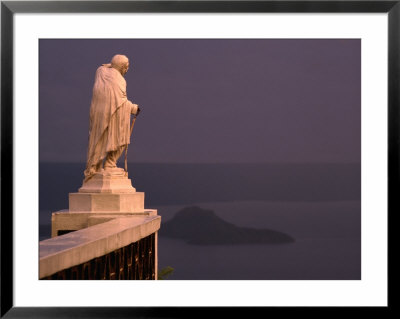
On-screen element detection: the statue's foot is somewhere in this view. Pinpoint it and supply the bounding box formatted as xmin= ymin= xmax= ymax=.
xmin=104 ymin=163 xmax=117 ymax=169
xmin=104 ymin=166 xmax=125 ymax=176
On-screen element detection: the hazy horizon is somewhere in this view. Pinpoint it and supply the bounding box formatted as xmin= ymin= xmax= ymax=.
xmin=39 ymin=162 xmax=361 ymax=226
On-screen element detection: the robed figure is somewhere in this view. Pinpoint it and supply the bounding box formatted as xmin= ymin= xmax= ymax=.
xmin=84 ymin=54 xmax=139 ymax=181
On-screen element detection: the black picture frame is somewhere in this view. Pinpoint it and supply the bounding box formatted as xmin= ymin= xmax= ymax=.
xmin=1 ymin=0 xmax=396 ymax=317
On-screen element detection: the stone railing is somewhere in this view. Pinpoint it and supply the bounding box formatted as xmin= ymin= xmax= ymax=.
xmin=39 ymin=215 xmax=161 ymax=280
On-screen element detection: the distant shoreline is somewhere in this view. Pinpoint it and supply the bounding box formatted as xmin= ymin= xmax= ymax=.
xmin=39 ymin=162 xmax=361 ymax=210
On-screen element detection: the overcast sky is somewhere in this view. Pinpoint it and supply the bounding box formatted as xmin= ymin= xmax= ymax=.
xmin=39 ymin=39 xmax=360 ymax=163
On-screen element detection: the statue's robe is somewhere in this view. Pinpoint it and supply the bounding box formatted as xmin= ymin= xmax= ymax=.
xmin=84 ymin=65 xmax=137 ymax=180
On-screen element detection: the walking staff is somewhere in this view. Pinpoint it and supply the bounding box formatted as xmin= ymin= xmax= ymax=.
xmin=125 ymin=107 xmax=141 ymax=173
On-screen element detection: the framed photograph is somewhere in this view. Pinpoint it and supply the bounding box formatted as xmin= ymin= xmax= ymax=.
xmin=1 ymin=0 xmax=395 ymax=317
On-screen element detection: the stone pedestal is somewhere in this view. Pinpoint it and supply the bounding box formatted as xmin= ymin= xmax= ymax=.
xmin=51 ymin=167 xmax=158 ymax=238
xmin=69 ymin=192 xmax=145 ymax=212
xmin=78 ymin=167 xmax=136 ymax=193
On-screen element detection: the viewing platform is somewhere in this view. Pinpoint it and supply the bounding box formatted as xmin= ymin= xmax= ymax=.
xmin=39 ymin=168 xmax=160 ymax=280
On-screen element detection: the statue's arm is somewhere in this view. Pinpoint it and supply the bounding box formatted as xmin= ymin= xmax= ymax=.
xmin=129 ymin=101 xmax=139 ymax=115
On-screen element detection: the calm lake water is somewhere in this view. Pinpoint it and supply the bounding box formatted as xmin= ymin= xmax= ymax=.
xmin=158 ymin=237 xmax=360 ymax=280
xmin=156 ymin=200 xmax=361 ymax=280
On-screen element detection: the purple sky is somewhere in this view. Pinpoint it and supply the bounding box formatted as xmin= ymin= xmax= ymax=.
xmin=39 ymin=39 xmax=360 ymax=163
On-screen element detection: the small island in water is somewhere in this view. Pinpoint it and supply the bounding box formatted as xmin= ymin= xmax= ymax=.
xmin=160 ymin=206 xmax=295 ymax=245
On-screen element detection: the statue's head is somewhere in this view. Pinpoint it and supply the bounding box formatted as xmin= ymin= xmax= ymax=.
xmin=111 ymin=54 xmax=130 ymax=76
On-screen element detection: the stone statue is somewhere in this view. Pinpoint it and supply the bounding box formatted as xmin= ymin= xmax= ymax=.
xmin=84 ymin=54 xmax=140 ymax=181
